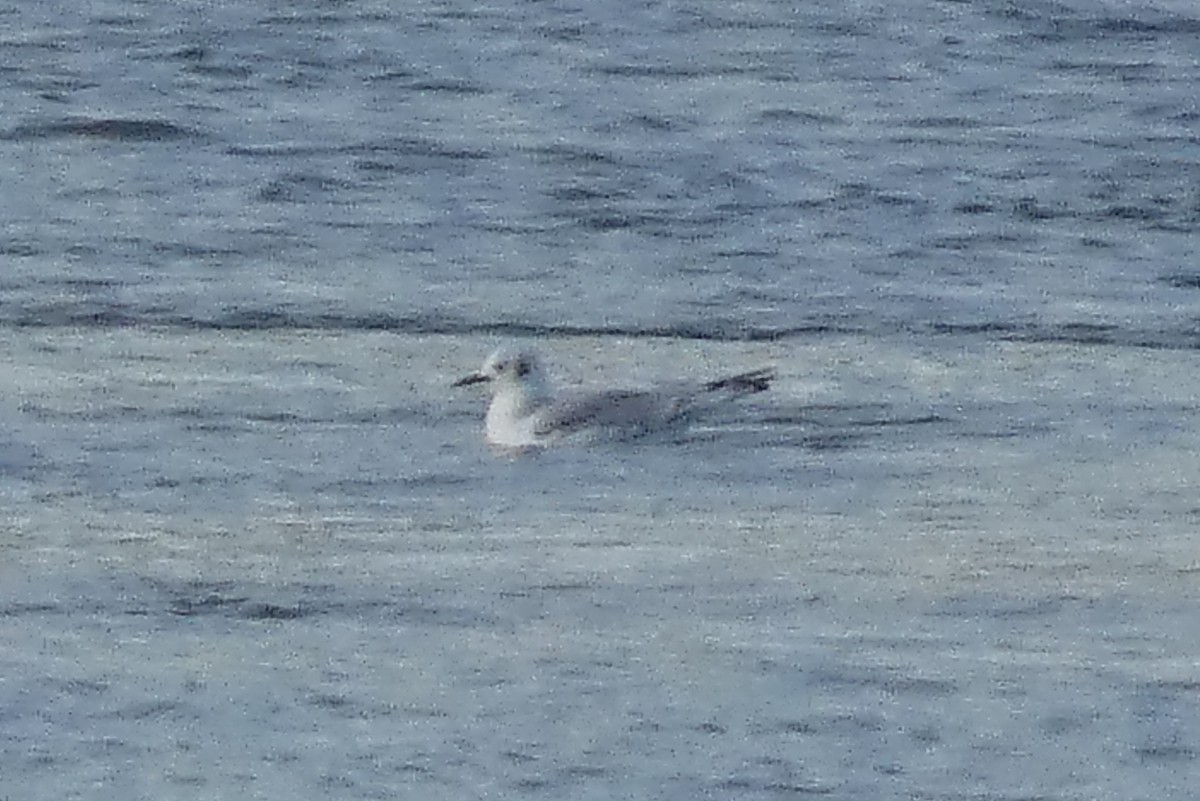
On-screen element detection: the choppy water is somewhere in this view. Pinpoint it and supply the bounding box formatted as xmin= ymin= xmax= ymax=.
xmin=3 ymin=1 xmax=1200 ymax=798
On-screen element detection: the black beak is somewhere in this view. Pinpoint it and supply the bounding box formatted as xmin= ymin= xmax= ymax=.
xmin=452 ymin=372 xmax=489 ymax=387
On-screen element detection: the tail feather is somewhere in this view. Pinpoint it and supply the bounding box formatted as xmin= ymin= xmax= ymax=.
xmin=704 ymin=367 xmax=775 ymax=395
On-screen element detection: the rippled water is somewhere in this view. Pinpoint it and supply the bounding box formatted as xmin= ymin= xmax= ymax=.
xmin=3 ymin=1 xmax=1200 ymax=798
xmin=5 ymin=0 xmax=1200 ymax=340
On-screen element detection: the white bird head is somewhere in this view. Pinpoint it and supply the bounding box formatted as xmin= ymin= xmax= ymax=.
xmin=454 ymin=349 xmax=553 ymax=447
xmin=453 ymin=348 xmax=547 ymax=395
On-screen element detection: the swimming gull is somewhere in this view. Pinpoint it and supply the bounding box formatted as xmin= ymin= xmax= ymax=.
xmin=454 ymin=348 xmax=774 ymax=448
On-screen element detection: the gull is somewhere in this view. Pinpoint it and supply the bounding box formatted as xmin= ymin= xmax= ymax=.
xmin=453 ymin=348 xmax=775 ymax=448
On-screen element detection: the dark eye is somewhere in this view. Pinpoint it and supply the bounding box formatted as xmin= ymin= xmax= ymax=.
xmin=517 ymin=359 xmax=531 ymax=377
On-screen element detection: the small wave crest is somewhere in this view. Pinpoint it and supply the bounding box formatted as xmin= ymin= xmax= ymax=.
xmin=1 ymin=118 xmax=202 ymax=143
xmin=5 ymin=304 xmax=1200 ymax=350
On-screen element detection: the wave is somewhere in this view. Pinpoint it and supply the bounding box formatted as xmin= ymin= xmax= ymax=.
xmin=0 ymin=118 xmax=202 ymax=143
xmin=4 ymin=305 xmax=1200 ymax=349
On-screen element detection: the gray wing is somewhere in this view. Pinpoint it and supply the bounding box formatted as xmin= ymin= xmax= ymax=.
xmin=533 ymin=389 xmax=686 ymax=437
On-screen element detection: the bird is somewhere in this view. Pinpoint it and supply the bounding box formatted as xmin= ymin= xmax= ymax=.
xmin=453 ymin=348 xmax=775 ymax=448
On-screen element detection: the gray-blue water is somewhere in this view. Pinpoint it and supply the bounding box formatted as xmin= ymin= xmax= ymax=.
xmin=3 ymin=1 xmax=1200 ymax=798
